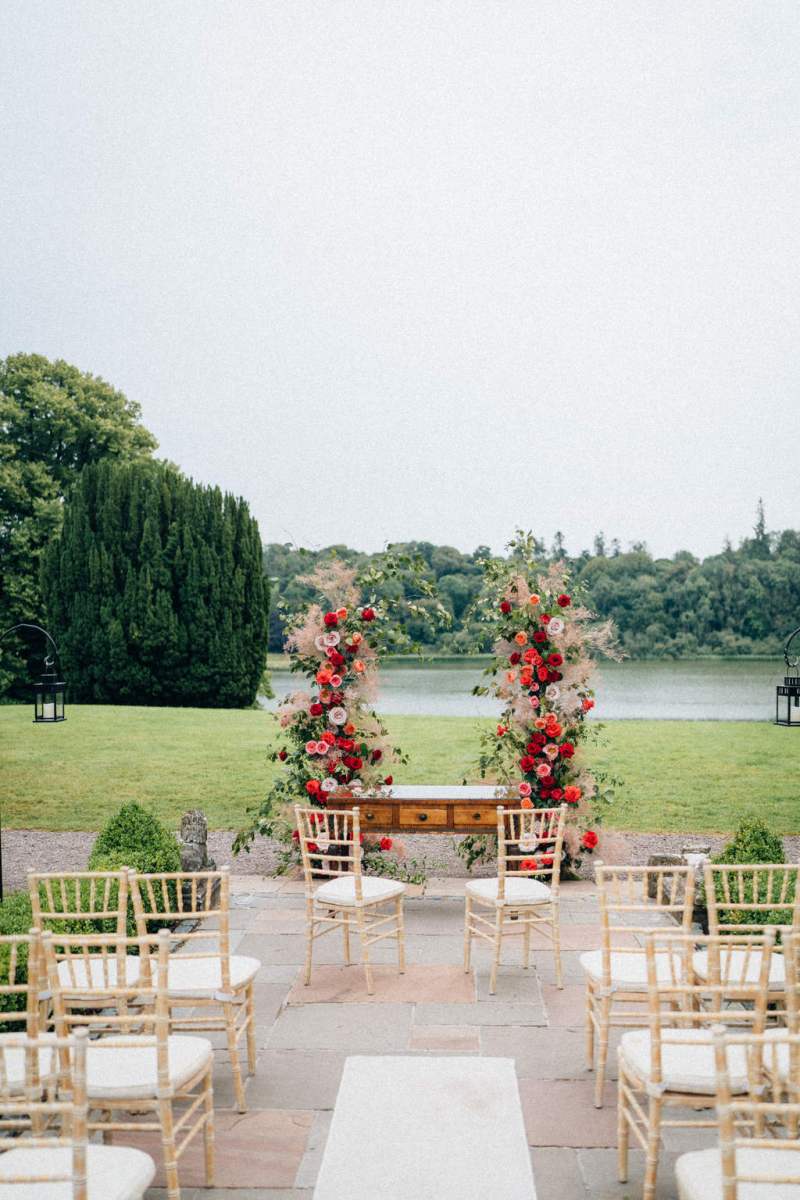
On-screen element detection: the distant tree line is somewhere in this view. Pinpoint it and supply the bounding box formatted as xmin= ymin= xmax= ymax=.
xmin=266 ymin=505 xmax=800 ymax=660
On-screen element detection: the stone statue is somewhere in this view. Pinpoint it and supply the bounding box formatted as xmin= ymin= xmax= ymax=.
xmin=179 ymin=810 xmax=216 ymax=873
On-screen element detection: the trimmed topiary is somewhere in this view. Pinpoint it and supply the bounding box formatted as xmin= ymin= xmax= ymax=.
xmin=708 ymin=814 xmax=792 ymax=932
xmin=88 ymin=802 xmax=181 ymax=874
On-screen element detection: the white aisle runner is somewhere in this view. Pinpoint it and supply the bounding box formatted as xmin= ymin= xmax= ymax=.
xmin=313 ymin=1056 xmax=537 ymax=1200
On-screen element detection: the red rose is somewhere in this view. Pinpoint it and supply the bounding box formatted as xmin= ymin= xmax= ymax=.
xmin=520 ymin=857 xmax=538 ymax=871
xmin=541 ymin=613 xmax=551 ymax=624
xmin=371 ymin=748 xmax=383 ymax=762
xmin=291 ymin=829 xmax=299 ymax=840
xmin=278 ymin=749 xmax=287 ymax=761
xmin=541 ymin=854 xmax=554 ymax=867
xmin=537 ymin=666 xmax=549 ymax=682
xmin=361 ymin=607 xmax=376 ymax=621
xmin=328 ymin=649 xmax=345 ymax=667
xmin=557 ymin=594 xmax=571 ymax=608
xmin=541 ymin=789 xmax=553 ymax=800
xmin=306 ymin=780 xmax=320 ymax=795
xmin=321 ymin=730 xmax=335 ymax=745
xmin=308 ymin=841 xmax=319 ymax=853
xmin=384 ymin=775 xmax=393 ymax=785
xmin=582 ymin=698 xmax=595 ymax=712
xmin=526 ymin=741 xmax=538 ymax=754
xmin=499 ymin=600 xmax=511 ymax=614
xmin=520 ymin=755 xmax=535 ymax=773
xmin=533 ymin=631 xmax=547 ymax=644
xmin=548 ymin=652 xmax=563 ymax=667
xmin=559 ymin=742 xmax=575 ymax=758
xmin=509 ymin=651 xmax=521 ymax=665
xmin=550 ymin=787 xmax=563 ymax=800
xmin=324 ymin=611 xmax=338 ymax=627
xmin=309 ymin=702 xmax=323 ymax=716
xmin=582 ymin=830 xmax=598 ymax=850
xmin=496 ymin=725 xmax=507 ymax=737
xmin=380 ymin=837 xmax=393 ymax=851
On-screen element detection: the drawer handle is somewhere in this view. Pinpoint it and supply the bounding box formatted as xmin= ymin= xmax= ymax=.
xmin=417 ymin=813 xmax=428 ymax=822
xmin=472 ymin=812 xmax=482 ymax=820
xmin=365 ymin=812 xmax=375 ymax=820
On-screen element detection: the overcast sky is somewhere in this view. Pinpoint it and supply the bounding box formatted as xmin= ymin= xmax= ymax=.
xmin=2 ymin=2 xmax=798 ymax=560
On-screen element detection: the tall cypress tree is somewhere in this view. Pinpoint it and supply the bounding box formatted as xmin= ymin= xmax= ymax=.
xmin=42 ymin=461 xmax=269 ymax=707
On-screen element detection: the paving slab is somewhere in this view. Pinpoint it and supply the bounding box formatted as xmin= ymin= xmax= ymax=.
xmin=475 ymin=966 xmax=543 ymax=1003
xmin=530 ymin=1147 xmax=587 ymax=1200
xmin=482 ymin=1025 xmax=597 ymax=1079
xmin=294 ymin=1110 xmax=333 ymax=1189
xmin=415 ymin=1001 xmax=547 ymax=1026
xmin=268 ymin=1002 xmax=414 ymax=1052
xmin=408 ymin=1023 xmax=481 ymax=1052
xmin=541 ymin=982 xmax=587 ymax=1026
xmin=248 ymin=1050 xmax=348 ymax=1110
xmin=519 ymin=1079 xmax=618 ymax=1147
xmin=579 ymin=1147 xmax=683 ymax=1199
xmin=286 ymin=963 xmax=475 ymax=1005
xmin=127 ymin=1108 xmax=313 ymax=1189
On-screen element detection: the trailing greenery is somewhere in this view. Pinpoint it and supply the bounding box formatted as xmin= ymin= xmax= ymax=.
xmin=0 ymin=353 xmax=156 ymax=699
xmin=265 ymin=503 xmax=800 ymax=660
xmin=42 ymin=460 xmax=269 ymax=707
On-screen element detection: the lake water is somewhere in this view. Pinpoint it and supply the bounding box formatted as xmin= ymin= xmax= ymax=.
xmin=263 ymin=658 xmax=784 ymax=721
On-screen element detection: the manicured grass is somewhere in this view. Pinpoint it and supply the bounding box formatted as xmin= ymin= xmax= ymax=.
xmin=1 ymin=706 xmax=799 ymax=834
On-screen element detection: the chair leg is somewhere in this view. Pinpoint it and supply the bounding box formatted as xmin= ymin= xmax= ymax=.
xmin=617 ymin=1064 xmax=629 ymax=1182
xmin=304 ymin=905 xmax=314 ymax=986
xmin=224 ymin=1000 xmax=247 ymax=1113
xmin=463 ymin=896 xmax=472 ymax=974
xmin=203 ymin=1068 xmax=215 ymax=1185
xmin=489 ymin=908 xmax=503 ymax=995
xmin=522 ymin=914 xmax=531 ymax=969
xmin=643 ymin=1096 xmax=662 ymax=1200
xmin=594 ymin=994 xmax=611 ymax=1107
xmin=245 ymin=981 xmax=257 ymax=1075
xmin=342 ymin=912 xmax=351 ymax=966
xmin=158 ymin=1098 xmax=180 ymax=1200
xmin=551 ymin=904 xmax=563 ymax=990
xmin=396 ymin=896 xmax=406 ymax=974
xmin=585 ymin=982 xmax=595 ymax=1070
xmin=356 ymin=907 xmax=374 ymax=995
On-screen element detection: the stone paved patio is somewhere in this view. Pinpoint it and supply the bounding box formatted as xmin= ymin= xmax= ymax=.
xmin=138 ymin=876 xmax=703 ymax=1200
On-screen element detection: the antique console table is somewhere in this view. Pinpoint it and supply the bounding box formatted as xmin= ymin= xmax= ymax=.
xmin=331 ymin=784 xmax=509 ymax=833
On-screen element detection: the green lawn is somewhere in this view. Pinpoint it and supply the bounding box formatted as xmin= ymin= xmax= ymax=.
xmin=1 ymin=705 xmax=799 ymax=834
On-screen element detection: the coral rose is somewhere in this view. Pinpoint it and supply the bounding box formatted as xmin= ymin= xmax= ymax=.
xmin=354 ymin=660 xmax=366 ymax=673
xmin=344 ymin=722 xmax=356 ymax=734
xmin=582 ymin=698 xmax=595 ymax=712
xmin=514 ymin=631 xmax=527 ymax=645
xmin=337 ymin=607 xmax=348 ymax=620
xmin=529 ymin=593 xmax=540 ymax=606
xmin=380 ymin=837 xmax=393 ymax=851
xmin=306 ymin=779 xmax=320 ymax=795
xmin=520 ymin=858 xmax=538 ymax=871
xmin=497 ymin=725 xmax=507 ymax=737
xmin=520 ymin=797 xmax=534 ymax=809
xmin=563 ymin=786 xmax=582 ymax=804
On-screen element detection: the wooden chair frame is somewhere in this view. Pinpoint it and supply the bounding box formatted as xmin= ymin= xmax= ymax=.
xmin=0 ymin=929 xmax=46 ymax=1040
xmin=129 ymin=866 xmax=256 ymax=1113
xmin=618 ymin=929 xmax=774 ymax=1200
xmin=463 ymin=805 xmax=566 ymax=996
xmin=0 ymin=1027 xmax=90 ymax=1198
xmin=295 ymin=805 xmax=406 ymax=996
xmin=29 ymin=869 xmax=130 ymax=936
xmin=585 ymin=863 xmax=695 ymax=1108
xmin=43 ymin=928 xmax=214 ymax=1200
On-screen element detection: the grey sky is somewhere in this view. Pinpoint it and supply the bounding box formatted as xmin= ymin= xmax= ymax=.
xmin=2 ymin=1 xmax=798 ymax=559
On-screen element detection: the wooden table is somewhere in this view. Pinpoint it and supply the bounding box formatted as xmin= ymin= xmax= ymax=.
xmin=331 ymin=784 xmax=507 ymax=833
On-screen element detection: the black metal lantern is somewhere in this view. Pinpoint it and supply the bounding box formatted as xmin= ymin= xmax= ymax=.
xmin=34 ymin=669 xmax=66 ymax=723
xmin=775 ymin=625 xmax=800 ymax=728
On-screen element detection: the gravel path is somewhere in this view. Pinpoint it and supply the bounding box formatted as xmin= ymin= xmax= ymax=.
xmin=4 ymin=828 xmax=799 ymax=895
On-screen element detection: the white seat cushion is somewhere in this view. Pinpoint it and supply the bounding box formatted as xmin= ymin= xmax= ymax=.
xmin=164 ymin=954 xmax=261 ymax=998
xmin=86 ymin=1034 xmax=212 ymax=1099
xmin=0 ymin=1143 xmax=155 ymax=1200
xmin=693 ymin=947 xmax=786 ymax=991
xmin=465 ymin=877 xmax=552 ymax=906
xmin=57 ymin=954 xmax=141 ymax=990
xmin=314 ymin=875 xmax=406 ymax=907
xmin=580 ymin=948 xmax=683 ymax=987
xmin=0 ymin=1032 xmax=56 ymax=1093
xmin=676 ymin=1146 xmax=800 ymax=1199
xmin=619 ymin=1027 xmax=750 ymax=1095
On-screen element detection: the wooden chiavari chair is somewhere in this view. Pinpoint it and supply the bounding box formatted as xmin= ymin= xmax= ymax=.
xmin=294 ymin=805 xmax=406 ymax=996
xmin=463 ymin=804 xmax=566 ymax=996
xmin=129 ymin=867 xmax=259 ymax=1114
xmin=581 ymin=862 xmax=695 ymax=1107
xmin=0 ymin=1027 xmax=156 ymax=1199
xmin=618 ymin=929 xmax=774 ymax=1200
xmin=43 ymin=929 xmax=214 ymax=1200
xmin=28 ymin=870 xmax=135 ymax=991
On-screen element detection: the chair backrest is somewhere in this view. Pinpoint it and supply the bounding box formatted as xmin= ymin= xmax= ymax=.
xmin=42 ymin=929 xmax=169 ymax=1049
xmin=496 ymin=805 xmax=566 ymax=903
xmin=712 ymin=1026 xmax=800 ymax=1200
xmin=704 ymin=863 xmax=800 ymax=936
xmin=0 ymin=930 xmax=45 ymax=1036
xmin=129 ymin=867 xmax=233 ymax=992
xmin=28 ymin=870 xmax=130 ymax=937
xmin=0 ymin=1027 xmax=89 ymax=1197
xmin=294 ymin=806 xmax=363 ymax=900
xmin=642 ymin=929 xmax=774 ymax=1094
xmin=593 ymin=863 xmax=695 ymax=990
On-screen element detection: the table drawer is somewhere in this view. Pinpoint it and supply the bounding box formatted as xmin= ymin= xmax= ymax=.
xmin=399 ymin=805 xmax=449 ymax=827
xmin=357 ymin=804 xmax=394 ymax=827
xmin=456 ymin=805 xmax=501 ymax=828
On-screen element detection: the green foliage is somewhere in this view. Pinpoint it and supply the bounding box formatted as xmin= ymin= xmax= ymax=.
xmin=0 ymin=892 xmax=35 ymax=1026
xmin=0 ymin=354 xmax=156 ymax=698
xmin=714 ymin=815 xmax=785 ymax=866
xmin=42 ymin=460 xmax=269 ymax=707
xmin=89 ymin=801 xmax=181 ymax=873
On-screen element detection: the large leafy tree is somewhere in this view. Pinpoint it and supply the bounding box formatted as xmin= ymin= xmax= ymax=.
xmin=0 ymin=354 xmax=156 ymax=696
xmin=42 ymin=460 xmax=269 ymax=708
